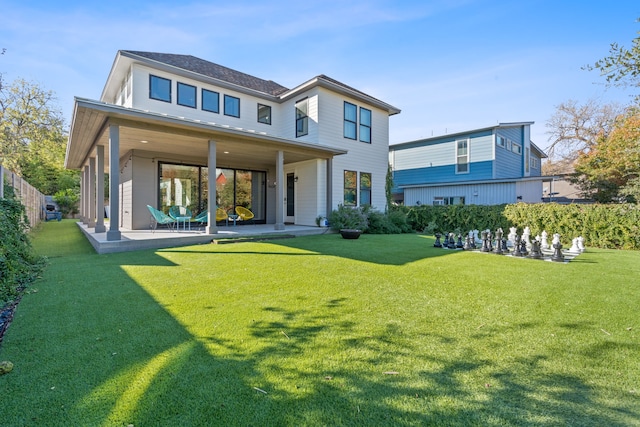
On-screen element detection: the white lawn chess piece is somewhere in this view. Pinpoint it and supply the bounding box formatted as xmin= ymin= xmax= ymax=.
xmin=508 ymin=227 xmax=517 ymax=247
xmin=569 ymin=237 xmax=580 ymax=252
xmin=541 ymin=230 xmax=549 ymax=250
xmin=577 ymin=236 xmax=585 ymax=252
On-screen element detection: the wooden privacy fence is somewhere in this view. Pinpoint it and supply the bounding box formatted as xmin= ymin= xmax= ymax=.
xmin=0 ymin=165 xmax=46 ymax=228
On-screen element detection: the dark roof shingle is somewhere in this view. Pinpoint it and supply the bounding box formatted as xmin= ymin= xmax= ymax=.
xmin=123 ymin=51 xmax=289 ymax=96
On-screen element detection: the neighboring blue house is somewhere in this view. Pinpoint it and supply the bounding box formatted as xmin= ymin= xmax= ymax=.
xmin=389 ymin=122 xmax=548 ymax=206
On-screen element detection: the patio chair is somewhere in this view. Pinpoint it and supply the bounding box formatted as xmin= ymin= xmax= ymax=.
xmin=235 ymin=206 xmax=255 ymax=225
xmin=194 ymin=210 xmax=208 ymax=226
xmin=42 ymin=205 xmax=62 ymax=222
xmin=147 ymin=205 xmax=176 ymax=232
xmin=216 ymin=208 xmax=229 ymax=225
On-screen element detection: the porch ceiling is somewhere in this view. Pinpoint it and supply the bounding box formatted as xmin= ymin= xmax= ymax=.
xmin=66 ymin=98 xmax=348 ymax=171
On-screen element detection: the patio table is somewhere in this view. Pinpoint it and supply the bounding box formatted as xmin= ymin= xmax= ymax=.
xmin=176 ymin=216 xmax=191 ymax=231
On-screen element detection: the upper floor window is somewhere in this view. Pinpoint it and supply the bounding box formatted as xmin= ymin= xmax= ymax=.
xmin=530 ymin=157 xmax=539 ymax=169
xmin=149 ymin=75 xmax=171 ymax=103
xmin=359 ymin=108 xmax=372 ymax=143
xmin=296 ymin=98 xmax=308 ymax=137
xmin=224 ymin=95 xmax=240 ymax=118
xmin=344 ymin=170 xmax=357 ymax=206
xmin=202 ymin=89 xmax=219 ymax=113
xmin=360 ymin=172 xmax=371 ymax=206
xmin=177 ymin=82 xmax=197 ymax=108
xmin=456 ymin=139 xmax=469 ymax=174
xmin=497 ymin=136 xmax=506 ymax=148
xmin=344 ymin=102 xmax=357 ymax=140
xmin=525 ymin=147 xmax=530 ymax=173
xmin=258 ymin=104 xmax=272 ymax=125
xmin=511 ymin=142 xmax=522 ymax=155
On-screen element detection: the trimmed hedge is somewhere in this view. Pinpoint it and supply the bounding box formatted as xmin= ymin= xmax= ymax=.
xmin=397 ymin=203 xmax=640 ymax=250
xmin=504 ymin=203 xmax=640 ymax=250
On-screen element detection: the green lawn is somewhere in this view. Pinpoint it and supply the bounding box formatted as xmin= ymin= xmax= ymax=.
xmin=1 ymin=219 xmax=639 ymax=426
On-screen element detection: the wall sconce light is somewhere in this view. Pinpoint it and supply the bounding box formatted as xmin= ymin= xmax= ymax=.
xmin=294 ymin=176 xmax=299 ymax=182
xmin=516 ymin=195 xmax=523 ymax=200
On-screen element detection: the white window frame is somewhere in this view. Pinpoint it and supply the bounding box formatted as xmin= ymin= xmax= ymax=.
xmin=456 ymin=139 xmax=469 ymax=174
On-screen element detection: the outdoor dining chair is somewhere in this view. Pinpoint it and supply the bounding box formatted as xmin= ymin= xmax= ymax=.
xmin=147 ymin=205 xmax=176 ymax=232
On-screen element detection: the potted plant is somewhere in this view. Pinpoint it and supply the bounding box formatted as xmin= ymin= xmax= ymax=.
xmin=315 ymin=215 xmax=328 ymax=227
xmin=328 ymin=205 xmax=368 ymax=239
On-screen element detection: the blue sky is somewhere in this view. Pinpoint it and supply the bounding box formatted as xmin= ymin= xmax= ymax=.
xmin=1 ymin=0 xmax=639 ymax=150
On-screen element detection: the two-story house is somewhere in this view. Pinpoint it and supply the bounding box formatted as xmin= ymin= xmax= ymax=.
xmin=66 ymin=51 xmax=400 ymax=240
xmin=389 ymin=122 xmax=548 ymax=206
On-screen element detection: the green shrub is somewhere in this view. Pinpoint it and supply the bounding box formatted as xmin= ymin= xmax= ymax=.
xmin=0 ymin=188 xmax=46 ymax=305
xmin=404 ymin=204 xmax=509 ymax=233
xmin=504 ymin=203 xmax=640 ymax=250
xmin=53 ymin=188 xmax=80 ymax=217
xmin=327 ymin=205 xmax=368 ymax=231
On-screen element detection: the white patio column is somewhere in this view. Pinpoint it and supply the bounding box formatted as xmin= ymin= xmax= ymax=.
xmin=326 ymin=158 xmax=333 ymax=218
xmin=205 ymin=140 xmax=217 ymax=234
xmin=275 ymin=150 xmax=285 ymax=230
xmin=106 ymin=124 xmax=121 ymax=241
xmin=95 ymin=145 xmax=106 ymax=233
xmin=88 ymin=157 xmax=96 ymax=227
xmin=82 ymin=165 xmax=89 ymax=224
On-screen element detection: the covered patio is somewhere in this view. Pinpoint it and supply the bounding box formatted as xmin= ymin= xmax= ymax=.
xmin=76 ymin=221 xmax=332 ymax=254
xmin=66 ymin=98 xmax=346 ymax=244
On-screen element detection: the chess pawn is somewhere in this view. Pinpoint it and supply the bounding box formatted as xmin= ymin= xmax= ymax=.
xmin=577 ymin=236 xmax=585 ymax=252
xmin=463 ymin=234 xmax=473 ymax=250
xmin=519 ymin=239 xmax=528 ymax=256
xmin=502 ymin=237 xmax=508 ymax=251
xmin=456 ymin=234 xmax=464 ymax=249
xmin=434 ymin=232 xmax=442 ymax=248
xmin=569 ymin=237 xmax=580 ymax=253
xmin=513 ymin=234 xmax=524 ymax=257
xmin=551 ymin=240 xmax=565 ymax=262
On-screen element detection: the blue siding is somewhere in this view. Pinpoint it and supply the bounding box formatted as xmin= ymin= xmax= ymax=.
xmin=394 ymin=160 xmax=494 ymax=186
xmin=495 ymin=146 xmax=521 ymax=178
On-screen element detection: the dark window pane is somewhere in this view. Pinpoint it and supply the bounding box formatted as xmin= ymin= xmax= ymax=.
xmin=202 ymin=89 xmax=219 ymax=113
xmin=224 ymin=95 xmax=240 ymax=117
xmin=150 ymin=75 xmax=171 ymax=102
xmin=258 ymin=104 xmax=271 ymax=124
xmin=177 ymin=82 xmax=196 ymax=108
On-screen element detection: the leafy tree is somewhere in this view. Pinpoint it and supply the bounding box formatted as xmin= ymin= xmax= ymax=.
xmin=585 ymin=18 xmax=640 ymax=101
xmin=572 ymin=108 xmax=640 ymax=202
xmin=0 ymin=78 xmax=76 ymax=194
xmin=385 ymin=163 xmax=393 ymax=211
